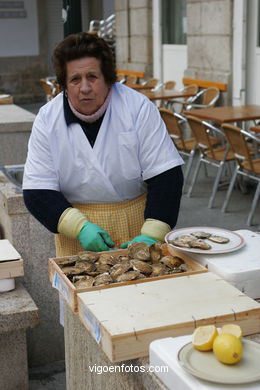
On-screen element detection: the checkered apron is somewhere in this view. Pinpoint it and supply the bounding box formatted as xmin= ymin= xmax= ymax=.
xmin=54 ymin=193 xmax=146 ymax=256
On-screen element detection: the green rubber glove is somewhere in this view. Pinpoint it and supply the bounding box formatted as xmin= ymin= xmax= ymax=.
xmin=77 ymin=221 xmax=115 ymax=252
xmin=121 ymin=235 xmax=158 ymax=248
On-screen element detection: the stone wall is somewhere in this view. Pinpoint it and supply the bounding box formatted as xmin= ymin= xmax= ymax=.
xmin=185 ymin=0 xmax=233 ymax=104
xmin=115 ymin=0 xmax=153 ymax=77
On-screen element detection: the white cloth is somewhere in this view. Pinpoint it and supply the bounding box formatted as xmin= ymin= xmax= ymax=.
xmin=23 ymin=83 xmax=184 ymax=204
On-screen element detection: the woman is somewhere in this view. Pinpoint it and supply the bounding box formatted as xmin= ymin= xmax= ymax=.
xmin=23 ymin=32 xmax=184 ymax=256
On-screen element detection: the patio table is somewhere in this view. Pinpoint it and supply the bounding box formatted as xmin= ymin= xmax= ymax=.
xmin=183 ymin=104 xmax=260 ymax=124
xmin=141 ymin=89 xmax=195 ymax=101
xmin=125 ymin=83 xmax=153 ymax=90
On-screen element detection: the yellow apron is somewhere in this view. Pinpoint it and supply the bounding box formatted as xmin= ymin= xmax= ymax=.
xmin=54 ymin=193 xmax=146 ymax=257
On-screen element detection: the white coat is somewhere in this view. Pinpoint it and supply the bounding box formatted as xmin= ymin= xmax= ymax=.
xmin=23 ymin=83 xmax=184 ymax=204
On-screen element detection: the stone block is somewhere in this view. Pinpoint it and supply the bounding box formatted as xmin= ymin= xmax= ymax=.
xmin=130 ymin=0 xmax=151 ymax=8
xmin=115 ymin=10 xmax=129 ymax=37
xmin=201 ymin=0 xmax=231 ymax=35
xmin=116 ymin=37 xmax=129 ymax=63
xmin=0 ymin=330 xmax=28 ymax=390
xmin=130 ymin=8 xmax=151 ymax=36
xmin=187 ymin=2 xmax=201 ymax=35
xmin=130 ymin=36 xmax=152 ymax=64
xmin=115 ymin=0 xmax=128 ymax=12
xmin=188 ymin=36 xmax=231 ymax=72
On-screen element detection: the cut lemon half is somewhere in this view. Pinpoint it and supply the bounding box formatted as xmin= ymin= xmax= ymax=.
xmin=220 ymin=324 xmax=242 ymax=340
xmin=213 ymin=334 xmax=243 ymax=365
xmin=192 ymin=325 xmax=218 ymax=351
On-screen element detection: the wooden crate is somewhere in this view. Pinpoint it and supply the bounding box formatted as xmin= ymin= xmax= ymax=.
xmin=0 ymin=239 xmax=23 ymax=278
xmin=77 ymin=272 xmax=260 ymax=362
xmin=48 ymin=247 xmax=207 ymax=312
xmin=0 ymin=259 xmax=24 ymax=279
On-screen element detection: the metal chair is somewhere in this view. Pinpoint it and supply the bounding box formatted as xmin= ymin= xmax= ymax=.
xmin=142 ymin=78 xmax=160 ymax=89
xmin=40 ymin=78 xmax=60 ymax=102
xmin=159 ymin=108 xmax=197 ymax=184
xmin=186 ymin=115 xmax=234 ymax=208
xmin=185 ymin=86 xmax=220 ymax=111
xmin=166 ymin=84 xmax=199 ymax=111
xmin=221 ymin=123 xmax=260 ymax=226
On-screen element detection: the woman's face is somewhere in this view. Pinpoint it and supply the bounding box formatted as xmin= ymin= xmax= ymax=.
xmin=66 ymin=56 xmax=109 ymax=115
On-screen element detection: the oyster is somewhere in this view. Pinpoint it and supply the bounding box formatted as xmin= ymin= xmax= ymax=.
xmin=97 ymin=253 xmax=116 ymax=265
xmin=189 ymin=239 xmax=212 ymax=250
xmin=160 ymin=256 xmax=184 ymax=269
xmin=58 ymin=257 xmax=78 ymax=267
xmin=130 ymin=259 xmax=153 ymax=275
xmin=150 ymin=263 xmax=167 ymax=277
xmin=95 ymin=263 xmax=112 ymax=273
xmin=169 ymin=235 xmax=196 ymax=248
xmin=116 ymin=270 xmax=140 ymax=282
xmin=73 ymin=275 xmax=94 ymax=288
xmin=191 ymin=231 xmax=211 ymax=239
xmin=128 ymin=242 xmax=150 ymax=261
xmin=75 ymin=260 xmax=95 ymax=273
xmin=78 ymin=252 xmax=99 ymax=263
xmin=62 ymin=266 xmax=84 ymax=276
xmin=110 ymin=263 xmax=131 ymax=281
xmin=208 ymin=235 xmax=230 ymax=244
xmin=149 ymin=243 xmax=162 ymax=264
xmin=115 ymin=255 xmax=129 ymax=263
xmin=94 ymin=272 xmax=113 ymax=286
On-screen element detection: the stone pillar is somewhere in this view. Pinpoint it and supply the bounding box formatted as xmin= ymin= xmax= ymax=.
xmin=0 ymin=181 xmax=64 ymax=367
xmin=115 ymin=0 xmax=153 ymax=76
xmin=185 ymin=0 xmax=233 ymax=104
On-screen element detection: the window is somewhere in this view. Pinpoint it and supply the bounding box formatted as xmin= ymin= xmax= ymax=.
xmin=162 ymin=0 xmax=187 ymax=45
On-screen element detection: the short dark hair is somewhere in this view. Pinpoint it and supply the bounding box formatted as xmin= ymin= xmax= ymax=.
xmin=52 ymin=32 xmax=117 ymax=90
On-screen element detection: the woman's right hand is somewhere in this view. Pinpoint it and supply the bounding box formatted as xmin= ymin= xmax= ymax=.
xmin=77 ymin=221 xmax=115 ymax=252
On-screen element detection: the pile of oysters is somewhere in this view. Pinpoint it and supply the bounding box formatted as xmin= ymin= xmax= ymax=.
xmin=58 ymin=242 xmax=191 ymax=289
xmin=169 ymin=231 xmax=230 ymax=250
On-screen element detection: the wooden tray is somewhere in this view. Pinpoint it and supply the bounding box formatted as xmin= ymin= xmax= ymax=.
xmin=48 ymin=247 xmax=207 ymax=312
xmin=77 ymin=272 xmax=260 ymax=362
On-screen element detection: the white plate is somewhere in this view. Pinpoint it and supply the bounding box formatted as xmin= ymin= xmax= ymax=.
xmin=165 ymin=227 xmax=245 ymax=254
xmin=178 ymin=340 xmax=260 ymax=384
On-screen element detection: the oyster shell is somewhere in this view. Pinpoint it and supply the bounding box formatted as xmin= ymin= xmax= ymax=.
xmin=114 ymin=255 xmax=129 ymax=263
xmin=95 ymin=263 xmax=112 ymax=273
xmin=191 ymin=231 xmax=211 ymax=239
xmin=160 ymin=256 xmax=184 ymax=269
xmin=78 ymin=252 xmax=99 ymax=263
xmin=110 ymin=263 xmax=131 ymax=281
xmin=130 ymin=259 xmax=153 ymax=275
xmin=128 ymin=242 xmax=150 ymax=261
xmin=189 ymin=239 xmax=212 ymax=250
xmin=208 ymin=235 xmax=230 ymax=244
xmin=150 ymin=263 xmax=167 ymax=277
xmin=73 ymin=275 xmax=94 ymax=288
xmin=169 ymin=235 xmax=196 ymax=248
xmin=116 ymin=270 xmax=140 ymax=282
xmin=58 ymin=257 xmax=78 ymax=267
xmin=75 ymin=260 xmax=95 ymax=273
xmin=97 ymin=254 xmax=116 ymax=265
xmin=94 ymin=272 xmax=113 ymax=286
xmin=62 ymin=266 xmax=84 ymax=276
xmin=149 ymin=243 xmax=162 ymax=264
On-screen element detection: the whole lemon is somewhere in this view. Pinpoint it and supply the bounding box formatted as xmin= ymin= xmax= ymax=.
xmin=192 ymin=325 xmax=218 ymax=351
xmin=213 ymin=333 xmax=243 ymax=365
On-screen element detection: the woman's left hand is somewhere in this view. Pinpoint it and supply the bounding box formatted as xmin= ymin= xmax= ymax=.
xmin=121 ymin=234 xmax=157 ymax=248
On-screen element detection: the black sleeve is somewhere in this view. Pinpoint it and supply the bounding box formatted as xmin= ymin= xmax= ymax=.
xmin=144 ymin=165 xmax=184 ymax=228
xmin=23 ymin=189 xmax=72 ymax=233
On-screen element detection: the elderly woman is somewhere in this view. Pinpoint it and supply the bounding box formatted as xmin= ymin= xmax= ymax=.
xmin=22 ymin=32 xmax=184 ymax=257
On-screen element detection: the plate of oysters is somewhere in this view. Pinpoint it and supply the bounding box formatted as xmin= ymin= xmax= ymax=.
xmin=165 ymin=227 xmax=245 ymax=254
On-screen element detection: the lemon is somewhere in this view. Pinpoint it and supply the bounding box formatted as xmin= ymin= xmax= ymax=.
xmin=220 ymin=324 xmax=242 ymax=340
xmin=213 ymin=334 xmax=243 ymax=365
xmin=192 ymin=325 xmax=218 ymax=351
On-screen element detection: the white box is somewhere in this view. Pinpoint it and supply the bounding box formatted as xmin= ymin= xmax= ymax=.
xmin=187 ymin=230 xmax=260 ymax=299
